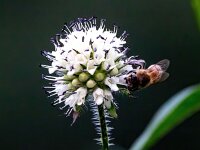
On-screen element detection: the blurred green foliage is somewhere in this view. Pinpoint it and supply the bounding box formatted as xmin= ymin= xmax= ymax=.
xmin=130 ymin=84 xmax=200 ymax=150
xmin=192 ymin=0 xmax=200 ymax=30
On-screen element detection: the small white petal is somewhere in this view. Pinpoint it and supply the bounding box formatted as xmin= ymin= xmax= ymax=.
xmin=52 ymin=50 xmax=64 ymax=60
xmin=64 ymin=87 xmax=87 ymax=107
xmin=118 ymin=75 xmax=128 ymax=86
xmin=116 ymin=60 xmax=125 ymax=69
xmin=58 ymin=95 xmax=65 ymax=103
xmin=102 ymin=59 xmax=116 ymax=71
xmin=93 ymin=88 xmax=104 ymax=105
xmin=96 ymin=96 xmax=104 ymax=105
xmin=87 ymin=60 xmax=98 ymax=75
xmin=104 ymin=77 xmax=119 ymax=91
xmin=76 ymin=87 xmax=87 ymax=105
xmin=48 ymin=60 xmax=67 ymax=74
xmin=76 ymin=54 xmax=87 ymax=65
xmin=104 ymin=90 xmax=113 ymax=109
xmin=106 ymin=48 xmax=123 ymax=61
xmin=55 ymin=84 xmax=68 ymax=96
xmin=65 ymin=94 xmax=76 ymax=108
xmin=66 ymin=50 xmax=77 ymax=62
xmin=119 ymin=65 xmax=133 ymax=73
xmin=48 ymin=67 xmax=57 ymax=74
xmin=94 ymin=50 xmax=105 ymax=65
xmin=104 ymin=89 xmax=113 ymax=100
xmin=104 ymin=99 xmax=111 ymax=109
xmin=67 ymin=63 xmax=82 ymax=76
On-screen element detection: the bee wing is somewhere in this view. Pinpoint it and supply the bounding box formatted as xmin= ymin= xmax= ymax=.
xmin=159 ymin=72 xmax=169 ymax=82
xmin=156 ymin=59 xmax=170 ymax=71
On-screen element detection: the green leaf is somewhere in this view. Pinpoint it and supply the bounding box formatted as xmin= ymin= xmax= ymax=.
xmin=192 ymin=0 xmax=200 ymax=30
xmin=107 ymin=103 xmax=118 ymax=118
xmin=130 ymin=84 xmax=200 ymax=150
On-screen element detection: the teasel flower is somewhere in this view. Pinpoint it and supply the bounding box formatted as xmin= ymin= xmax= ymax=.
xmin=41 ymin=17 xmax=145 ymax=149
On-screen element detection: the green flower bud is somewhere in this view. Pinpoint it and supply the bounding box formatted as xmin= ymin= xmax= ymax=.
xmin=67 ymin=82 xmax=74 ymax=90
xmin=79 ymin=72 xmax=90 ymax=82
xmin=94 ymin=72 xmax=105 ymax=81
xmin=72 ymin=78 xmax=81 ymax=87
xmin=109 ymin=67 xmax=118 ymax=76
xmin=64 ymin=74 xmax=76 ymax=80
xmin=86 ymin=79 xmax=96 ymax=88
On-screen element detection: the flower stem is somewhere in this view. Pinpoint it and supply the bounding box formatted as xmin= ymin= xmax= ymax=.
xmin=98 ymin=104 xmax=109 ymax=150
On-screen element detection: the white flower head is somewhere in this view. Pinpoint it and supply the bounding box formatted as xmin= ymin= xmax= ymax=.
xmin=40 ymin=17 xmax=171 ymax=149
xmin=41 ymin=17 xmax=146 ymax=122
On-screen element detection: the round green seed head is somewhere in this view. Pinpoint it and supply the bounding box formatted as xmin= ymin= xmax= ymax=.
xmin=67 ymin=82 xmax=74 ymax=90
xmin=72 ymin=78 xmax=81 ymax=87
xmin=64 ymin=74 xmax=76 ymax=80
xmin=86 ymin=79 xmax=96 ymax=88
xmin=94 ymin=72 xmax=105 ymax=81
xmin=79 ymin=72 xmax=90 ymax=82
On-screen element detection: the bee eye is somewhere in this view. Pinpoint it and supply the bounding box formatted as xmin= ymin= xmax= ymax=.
xmin=131 ymin=75 xmax=137 ymax=81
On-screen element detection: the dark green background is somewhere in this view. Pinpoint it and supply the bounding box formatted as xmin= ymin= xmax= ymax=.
xmin=1 ymin=0 xmax=200 ymax=149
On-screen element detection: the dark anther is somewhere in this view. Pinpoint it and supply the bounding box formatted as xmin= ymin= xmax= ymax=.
xmin=55 ymin=34 xmax=64 ymax=47
xmin=61 ymin=34 xmax=67 ymax=39
xmin=121 ymin=30 xmax=129 ymax=39
xmin=103 ymin=49 xmax=109 ymax=53
xmin=89 ymin=16 xmax=96 ymax=21
xmin=50 ymin=37 xmax=55 ymax=44
xmin=113 ymin=24 xmax=118 ymax=29
xmin=82 ymin=36 xmax=85 ymax=42
xmin=50 ymin=35 xmax=63 ymax=47
xmin=78 ymin=18 xmax=87 ymax=23
xmin=70 ymin=65 xmax=74 ymax=71
xmin=60 ymin=50 xmax=65 ymax=55
xmin=106 ymin=64 xmax=111 ymax=70
xmin=69 ymin=20 xmax=76 ymax=28
xmin=56 ymin=66 xmax=65 ymax=69
xmin=101 ymin=19 xmax=106 ymax=23
xmin=41 ymin=50 xmax=46 ymax=56
xmin=97 ymin=35 xmax=106 ymax=40
xmin=110 ymin=40 xmax=115 ymax=44
xmin=89 ymin=39 xmax=94 ymax=46
xmin=122 ymin=47 xmax=129 ymax=54
xmin=77 ymin=18 xmax=83 ymax=22
xmin=62 ymin=91 xmax=67 ymax=95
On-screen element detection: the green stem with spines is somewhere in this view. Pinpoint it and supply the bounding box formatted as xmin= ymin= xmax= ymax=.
xmin=98 ymin=104 xmax=109 ymax=150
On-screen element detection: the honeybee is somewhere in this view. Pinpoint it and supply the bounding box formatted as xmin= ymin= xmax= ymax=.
xmin=125 ymin=59 xmax=170 ymax=91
